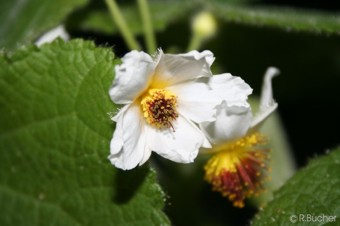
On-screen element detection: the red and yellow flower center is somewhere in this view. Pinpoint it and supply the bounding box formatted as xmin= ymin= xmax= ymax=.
xmin=141 ymin=89 xmax=178 ymax=129
xmin=204 ymin=132 xmax=270 ymax=208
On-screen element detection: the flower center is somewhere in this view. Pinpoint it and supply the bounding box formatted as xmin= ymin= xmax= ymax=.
xmin=140 ymin=89 xmax=178 ymax=129
xmin=204 ymin=132 xmax=270 ymax=208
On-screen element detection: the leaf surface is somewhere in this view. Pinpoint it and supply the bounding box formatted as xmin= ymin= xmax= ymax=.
xmin=0 ymin=39 xmax=169 ymax=226
xmin=252 ymin=147 xmax=340 ymax=226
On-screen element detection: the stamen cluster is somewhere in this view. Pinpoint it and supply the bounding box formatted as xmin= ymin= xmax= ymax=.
xmin=141 ymin=89 xmax=178 ymax=129
xmin=204 ymin=132 xmax=271 ymax=208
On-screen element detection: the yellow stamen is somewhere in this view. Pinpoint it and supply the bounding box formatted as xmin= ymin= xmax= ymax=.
xmin=140 ymin=89 xmax=178 ymax=129
xmin=204 ymin=132 xmax=270 ymax=208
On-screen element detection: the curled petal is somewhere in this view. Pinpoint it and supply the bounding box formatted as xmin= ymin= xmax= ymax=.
xmin=179 ymin=50 xmax=215 ymax=66
xmin=108 ymin=104 xmax=150 ymax=170
xmin=201 ymin=102 xmax=252 ymax=144
xmin=109 ymin=51 xmax=155 ymax=104
xmin=153 ymin=50 xmax=214 ymax=86
xmin=147 ymin=115 xmax=210 ymax=163
xmin=251 ymin=67 xmax=279 ymax=130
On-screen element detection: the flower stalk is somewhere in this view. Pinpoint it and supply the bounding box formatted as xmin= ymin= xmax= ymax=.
xmin=187 ymin=11 xmax=217 ymax=51
xmin=105 ymin=0 xmax=141 ymax=50
xmin=137 ymin=0 xmax=157 ymax=53
xmin=187 ymin=33 xmax=203 ymax=52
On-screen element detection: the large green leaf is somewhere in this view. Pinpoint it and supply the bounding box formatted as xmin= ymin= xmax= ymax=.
xmin=0 ymin=39 xmax=170 ymax=226
xmin=210 ymin=1 xmax=340 ymax=35
xmin=0 ymin=0 xmax=88 ymax=50
xmin=252 ymin=147 xmax=340 ymax=226
xmin=68 ymin=0 xmax=340 ymax=37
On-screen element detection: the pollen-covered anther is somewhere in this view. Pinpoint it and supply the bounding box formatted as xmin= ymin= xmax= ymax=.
xmin=141 ymin=89 xmax=179 ymax=129
xmin=204 ymin=132 xmax=270 ymax=208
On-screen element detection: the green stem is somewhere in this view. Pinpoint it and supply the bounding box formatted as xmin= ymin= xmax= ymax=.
xmin=187 ymin=33 xmax=203 ymax=51
xmin=137 ymin=0 xmax=157 ymax=53
xmin=104 ymin=0 xmax=141 ymax=50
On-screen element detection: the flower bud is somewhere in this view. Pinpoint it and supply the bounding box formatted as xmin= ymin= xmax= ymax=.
xmin=192 ymin=11 xmax=217 ymax=39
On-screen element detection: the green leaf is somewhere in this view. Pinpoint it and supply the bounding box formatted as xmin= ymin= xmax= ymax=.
xmin=67 ymin=1 xmax=192 ymax=35
xmin=0 ymin=0 xmax=89 ymax=50
xmin=75 ymin=0 xmax=340 ymax=36
xmin=252 ymin=148 xmax=340 ymax=226
xmin=210 ymin=1 xmax=340 ymax=35
xmin=0 ymin=39 xmax=169 ymax=226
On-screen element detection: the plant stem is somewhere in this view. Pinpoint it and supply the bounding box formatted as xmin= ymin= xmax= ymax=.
xmin=187 ymin=33 xmax=203 ymax=51
xmin=137 ymin=0 xmax=157 ymax=53
xmin=104 ymin=0 xmax=141 ymax=50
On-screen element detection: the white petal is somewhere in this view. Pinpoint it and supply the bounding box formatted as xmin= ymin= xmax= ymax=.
xmin=179 ymin=50 xmax=215 ymax=66
xmin=168 ymin=82 xmax=220 ymax=123
xmin=109 ymin=111 xmax=124 ymax=156
xmin=139 ymin=148 xmax=152 ymax=166
xmin=152 ymin=50 xmax=214 ymax=86
xmin=109 ymin=51 xmax=154 ymax=104
xmin=108 ymin=104 xmax=150 ymax=170
xmin=111 ymin=105 xmax=129 ymax=122
xmin=147 ymin=115 xmax=210 ymax=163
xmin=35 ymin=25 xmax=69 ymax=46
xmin=209 ymin=73 xmax=252 ymax=108
xmin=200 ymin=102 xmax=252 ymax=144
xmin=251 ymin=67 xmax=279 ymax=130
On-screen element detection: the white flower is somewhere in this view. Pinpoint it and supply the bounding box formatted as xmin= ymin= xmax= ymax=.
xmin=108 ymin=50 xmax=252 ymax=170
xmin=200 ymin=67 xmax=279 ymax=207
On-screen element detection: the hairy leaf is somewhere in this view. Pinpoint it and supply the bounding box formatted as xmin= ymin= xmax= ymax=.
xmin=211 ymin=1 xmax=340 ymax=35
xmin=0 ymin=39 xmax=169 ymax=226
xmin=252 ymin=148 xmax=340 ymax=226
